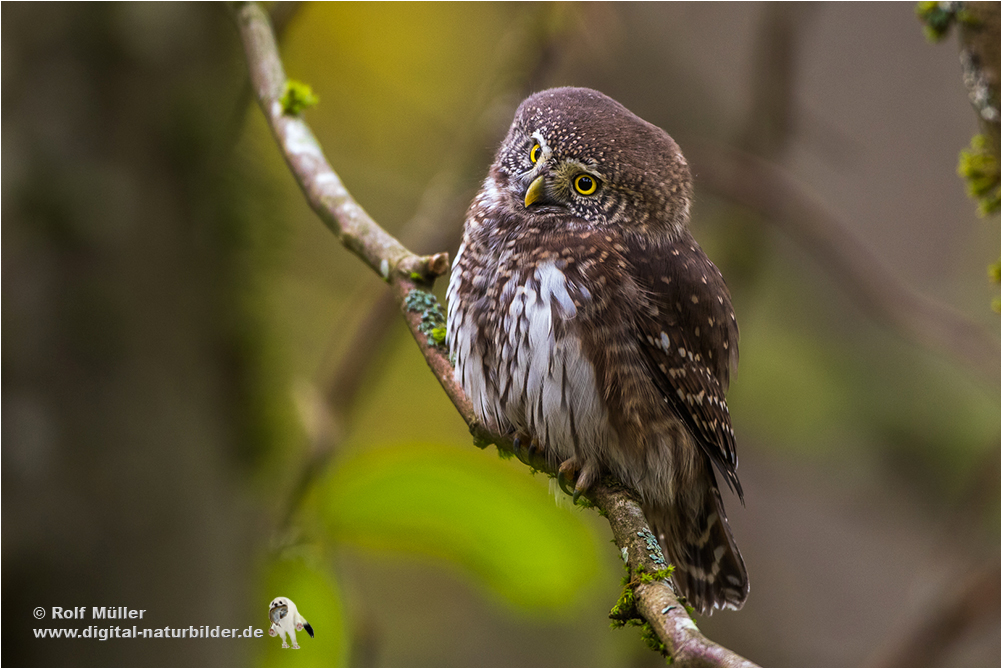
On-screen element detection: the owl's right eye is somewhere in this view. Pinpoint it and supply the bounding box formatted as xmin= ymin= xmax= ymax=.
xmin=529 ymin=143 xmax=542 ymax=164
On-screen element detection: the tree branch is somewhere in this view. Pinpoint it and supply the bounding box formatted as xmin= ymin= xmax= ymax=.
xmin=868 ymin=559 xmax=1001 ymax=667
xmin=231 ymin=2 xmax=755 ymax=665
xmin=957 ymin=1 xmax=1000 ymax=148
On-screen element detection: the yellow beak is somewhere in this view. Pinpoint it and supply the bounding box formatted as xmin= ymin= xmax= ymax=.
xmin=524 ymin=175 xmax=545 ymax=207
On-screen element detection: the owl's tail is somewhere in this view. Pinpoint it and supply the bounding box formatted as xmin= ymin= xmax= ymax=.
xmin=643 ymin=486 xmax=748 ymax=615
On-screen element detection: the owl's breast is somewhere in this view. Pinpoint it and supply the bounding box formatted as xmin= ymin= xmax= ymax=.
xmin=447 ymin=241 xmax=617 ymax=464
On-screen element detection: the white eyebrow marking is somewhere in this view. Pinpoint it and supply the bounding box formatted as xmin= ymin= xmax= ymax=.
xmin=530 ymin=130 xmax=553 ymax=161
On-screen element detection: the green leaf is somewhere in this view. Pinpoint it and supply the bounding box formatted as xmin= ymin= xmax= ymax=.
xmin=315 ymin=444 xmax=599 ymax=611
xmin=256 ymin=556 xmax=348 ymax=667
xmin=280 ymin=80 xmax=319 ymax=116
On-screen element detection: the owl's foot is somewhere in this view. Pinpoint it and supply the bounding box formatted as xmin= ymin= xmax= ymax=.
xmin=281 ymin=642 xmax=289 ymax=649
xmin=557 ymin=457 xmax=598 ymax=504
xmin=292 ymin=643 xmax=300 ymax=650
xmin=512 ymin=436 xmax=547 ymax=470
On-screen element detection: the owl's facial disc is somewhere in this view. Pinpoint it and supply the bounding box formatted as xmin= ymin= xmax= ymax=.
xmin=522 ymin=160 xmax=603 ymax=213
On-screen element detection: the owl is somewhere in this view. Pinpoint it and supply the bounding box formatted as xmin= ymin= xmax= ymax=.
xmin=446 ymin=87 xmax=748 ymax=614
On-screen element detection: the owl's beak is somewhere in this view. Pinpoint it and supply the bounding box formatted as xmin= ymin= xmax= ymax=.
xmin=524 ymin=175 xmax=546 ymax=207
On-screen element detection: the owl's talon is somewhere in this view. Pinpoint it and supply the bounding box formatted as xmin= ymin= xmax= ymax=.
xmin=557 ymin=458 xmax=579 ymax=497
xmin=513 ymin=436 xmax=546 ymax=469
xmin=512 ymin=436 xmax=525 ymax=462
xmin=557 ymin=471 xmax=575 ymax=497
xmin=574 ymin=462 xmax=598 ymax=501
xmin=558 ymin=458 xmax=597 ymax=503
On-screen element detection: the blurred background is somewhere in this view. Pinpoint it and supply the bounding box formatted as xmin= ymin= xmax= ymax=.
xmin=3 ymin=2 xmax=999 ymax=667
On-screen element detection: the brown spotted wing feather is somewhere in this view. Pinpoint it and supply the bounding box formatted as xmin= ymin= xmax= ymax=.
xmin=626 ymin=231 xmax=742 ymax=499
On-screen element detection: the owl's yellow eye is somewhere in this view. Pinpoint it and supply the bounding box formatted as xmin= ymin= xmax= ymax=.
xmin=574 ymin=174 xmax=598 ymax=195
xmin=530 ymin=143 xmax=542 ymax=164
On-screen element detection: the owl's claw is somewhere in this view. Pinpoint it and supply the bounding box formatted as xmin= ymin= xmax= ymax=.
xmin=513 ymin=436 xmax=546 ymax=470
xmin=512 ymin=436 xmax=526 ymax=462
xmin=557 ymin=458 xmax=580 ymax=498
xmin=558 ymin=457 xmax=597 ymax=503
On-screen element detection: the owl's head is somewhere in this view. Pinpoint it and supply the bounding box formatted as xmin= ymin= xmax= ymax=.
xmin=491 ymin=87 xmax=692 ymax=238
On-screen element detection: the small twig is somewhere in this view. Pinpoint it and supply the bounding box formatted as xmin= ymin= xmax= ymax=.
xmin=232 ymin=3 xmax=755 ymax=665
xmin=268 ymin=0 xmax=303 ymax=38
xmin=222 ymin=1 xmax=304 ymax=158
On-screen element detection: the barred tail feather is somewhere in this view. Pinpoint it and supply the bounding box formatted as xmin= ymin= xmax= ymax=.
xmin=644 ymin=486 xmax=748 ymax=615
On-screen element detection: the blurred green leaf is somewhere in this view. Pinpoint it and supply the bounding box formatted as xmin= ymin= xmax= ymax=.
xmin=257 ymin=556 xmax=348 ymax=668
xmin=315 ymin=444 xmax=599 ymax=611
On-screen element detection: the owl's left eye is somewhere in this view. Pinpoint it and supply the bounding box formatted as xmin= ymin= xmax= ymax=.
xmin=529 ymin=143 xmax=542 ymax=164
xmin=574 ymin=174 xmax=599 ymax=195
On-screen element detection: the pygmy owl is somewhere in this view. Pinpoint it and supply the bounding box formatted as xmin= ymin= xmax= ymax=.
xmin=446 ymin=87 xmax=748 ymax=614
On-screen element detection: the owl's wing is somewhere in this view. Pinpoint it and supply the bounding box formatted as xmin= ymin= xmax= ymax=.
xmin=627 ymin=233 xmax=743 ymax=499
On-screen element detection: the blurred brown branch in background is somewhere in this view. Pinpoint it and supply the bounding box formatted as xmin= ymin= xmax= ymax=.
xmin=705 ymin=1 xmax=997 ymax=381
xmin=690 ymin=143 xmax=1000 ymax=381
xmin=231 ymin=2 xmax=756 ymax=665
xmin=869 ymin=558 xmax=1001 ymax=667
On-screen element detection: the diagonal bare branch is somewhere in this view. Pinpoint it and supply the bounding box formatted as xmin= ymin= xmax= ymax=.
xmin=231 ymin=3 xmax=756 ymax=665
xmin=689 ymin=143 xmax=1000 ymax=380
